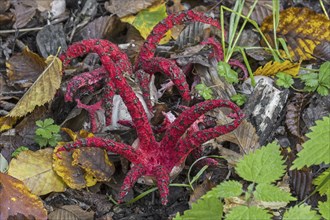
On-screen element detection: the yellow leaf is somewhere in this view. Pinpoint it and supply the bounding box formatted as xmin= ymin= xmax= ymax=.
xmin=121 ymin=2 xmax=171 ymax=44
xmin=254 ymin=60 xmax=301 ymax=77
xmin=0 ymin=116 xmax=17 ymax=132
xmin=0 ymin=173 xmax=47 ymax=220
xmin=7 ymin=148 xmax=66 ymax=195
xmin=7 ymin=55 xmax=62 ymax=117
xmin=261 ymin=7 xmax=330 ymax=61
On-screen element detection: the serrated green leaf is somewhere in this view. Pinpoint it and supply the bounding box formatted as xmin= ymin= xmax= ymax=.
xmin=204 ymin=180 xmax=243 ymax=198
xmin=313 ymin=167 xmax=330 ymax=197
xmin=283 ymin=205 xmax=320 ymax=220
xmin=236 ymin=142 xmax=286 ymax=184
xmin=195 ymin=84 xmax=213 ymax=100
xmin=254 ymin=183 xmax=296 ymax=203
xmin=43 ymin=118 xmax=54 ymax=127
xmin=11 ymin=146 xmax=29 ymax=158
xmin=225 ymin=206 xmax=272 ymax=220
xmin=319 ymin=201 xmax=330 ymax=220
xmin=319 ymin=61 xmax=330 ymax=87
xmin=217 ymin=61 xmax=239 ymax=84
xmin=35 ymin=120 xmax=43 ymax=127
xmin=46 ymin=124 xmax=60 ymax=133
xmin=35 ymin=129 xmax=51 ymax=139
xmin=230 ymin=94 xmax=247 ymax=106
xmin=317 ymin=85 xmax=329 ymax=96
xmin=276 ymin=72 xmax=294 ymax=88
xmin=174 ymin=197 xmax=222 ymax=220
xmin=300 ymin=73 xmax=318 ymax=82
xmin=291 ymin=116 xmax=330 ymax=169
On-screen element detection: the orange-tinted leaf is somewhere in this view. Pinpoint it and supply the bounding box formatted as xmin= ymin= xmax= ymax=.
xmin=261 ymin=7 xmax=330 ymax=61
xmin=0 ymin=172 xmax=47 ymax=220
xmin=254 ymin=60 xmax=301 ymax=77
xmin=7 ymin=148 xmax=66 ymax=195
xmin=7 ymin=55 xmax=62 ymax=117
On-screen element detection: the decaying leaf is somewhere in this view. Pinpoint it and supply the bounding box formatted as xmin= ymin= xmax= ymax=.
xmin=7 ymin=148 xmax=66 ymax=195
xmin=53 ymin=129 xmax=115 ymax=189
xmin=261 ymin=7 xmax=330 ymax=61
xmin=242 ymin=0 xmax=274 ymax=25
xmin=0 ymin=116 xmax=18 ymax=132
xmin=11 ymin=0 xmax=37 ymax=28
xmin=285 ymin=93 xmax=308 ymax=139
xmin=0 ymin=172 xmax=47 ymax=220
xmin=313 ymin=41 xmax=330 ymax=61
xmin=121 ymin=2 xmax=171 ymax=43
xmin=7 ymin=55 xmax=62 ymax=117
xmin=6 ymin=47 xmax=46 ymax=87
xmin=48 ymin=205 xmax=95 ymax=220
xmin=254 ymin=60 xmax=301 ymax=77
xmin=104 ymin=0 xmax=158 ymax=18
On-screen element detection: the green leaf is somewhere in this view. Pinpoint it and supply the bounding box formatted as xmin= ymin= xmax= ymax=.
xmin=230 ymin=94 xmax=247 ymax=106
xmin=174 ymin=197 xmax=223 ymax=220
xmin=283 ymin=205 xmax=320 ymax=220
xmin=276 ymin=72 xmax=294 ymax=88
xmin=195 ymin=84 xmax=213 ymax=100
xmin=46 ymin=124 xmax=60 ymax=133
xmin=225 ymin=206 xmax=272 ymax=220
xmin=319 ymin=201 xmax=330 ymax=220
xmin=35 ymin=120 xmax=44 ymax=127
xmin=35 ymin=129 xmax=52 ymax=139
xmin=236 ymin=142 xmax=286 ymax=184
xmin=254 ymin=183 xmax=296 ymax=203
xmin=317 ymin=85 xmax=330 ymax=96
xmin=204 ymin=180 xmax=243 ymax=198
xmin=319 ymin=61 xmax=330 ymax=87
xmin=313 ymin=167 xmax=330 ymax=197
xmin=43 ymin=118 xmax=54 ymax=127
xmin=217 ymin=61 xmax=239 ymax=84
xmin=291 ymin=115 xmax=330 ymax=169
xmin=11 ymin=146 xmax=29 ymax=158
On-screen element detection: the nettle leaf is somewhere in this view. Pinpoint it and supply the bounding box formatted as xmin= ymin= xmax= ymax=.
xmin=174 ymin=196 xmax=222 ymax=220
xmin=254 ymin=183 xmax=296 ymax=203
xmin=319 ymin=201 xmax=330 ymax=220
xmin=217 ymin=61 xmax=239 ymax=84
xmin=276 ymin=72 xmax=294 ymax=88
xmin=291 ymin=115 xmax=330 ymax=169
xmin=195 ymin=84 xmax=213 ymax=100
xmin=225 ymin=206 xmax=272 ymax=220
xmin=236 ymin=142 xmax=286 ymax=184
xmin=283 ymin=205 xmax=320 ymax=220
xmin=313 ymin=167 xmax=330 ymax=197
xmin=205 ymin=180 xmax=243 ymax=198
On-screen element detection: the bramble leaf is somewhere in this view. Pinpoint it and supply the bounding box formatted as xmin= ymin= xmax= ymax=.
xmin=202 ymin=180 xmax=243 ymax=199
xmin=275 ymin=72 xmax=294 ymax=88
xmin=319 ymin=201 xmax=330 ymax=220
xmin=225 ymin=206 xmax=272 ymax=220
xmin=174 ymin=196 xmax=223 ymax=220
xmin=195 ymin=84 xmax=213 ymax=100
xmin=254 ymin=183 xmax=296 ymax=203
xmin=236 ymin=142 xmax=286 ymax=184
xmin=230 ymin=94 xmax=247 ymax=106
xmin=313 ymin=167 xmax=330 ymax=197
xmin=291 ymin=115 xmax=330 ymax=169
xmin=283 ymin=205 xmax=320 ymax=220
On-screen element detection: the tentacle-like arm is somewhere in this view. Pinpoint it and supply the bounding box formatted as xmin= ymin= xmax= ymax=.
xmin=57 ymin=137 xmax=140 ymax=164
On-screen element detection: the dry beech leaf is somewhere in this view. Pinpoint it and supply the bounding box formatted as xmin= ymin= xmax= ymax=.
xmin=285 ymin=93 xmax=307 ymax=139
xmin=0 ymin=0 xmax=10 ymax=13
xmin=72 ymin=148 xmax=115 ymax=182
xmin=242 ymin=0 xmax=275 ymax=25
xmin=7 ymin=55 xmax=62 ymax=117
xmin=104 ymin=0 xmax=158 ymax=18
xmin=7 ymin=148 xmax=66 ymax=195
xmin=11 ymin=0 xmax=37 ymax=28
xmin=6 ymin=47 xmax=46 ymax=85
xmin=74 ymin=16 xmax=119 ymax=41
xmin=216 ymin=119 xmax=260 ymax=155
xmin=189 ymin=174 xmax=215 ymax=205
xmin=0 ymin=173 xmax=47 ymax=220
xmin=48 ymin=205 xmax=95 ymax=220
xmin=261 ymin=7 xmax=330 ymax=61
xmin=313 ymin=41 xmax=330 ymax=61
xmin=254 ymin=60 xmax=301 ymax=77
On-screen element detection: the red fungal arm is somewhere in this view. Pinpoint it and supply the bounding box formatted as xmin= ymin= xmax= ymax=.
xmin=135 ymin=10 xmax=221 ymax=66
xmin=57 ymin=137 xmax=140 ymax=164
xmin=161 ymin=99 xmax=242 ymax=150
